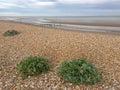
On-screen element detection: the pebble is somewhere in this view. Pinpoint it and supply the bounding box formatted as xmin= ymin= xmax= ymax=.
xmin=24 ymin=84 xmax=28 ymax=87
xmin=0 ymin=82 xmax=3 ymax=87
xmin=30 ymin=85 xmax=34 ymax=88
xmin=13 ymin=75 xmax=16 ymax=78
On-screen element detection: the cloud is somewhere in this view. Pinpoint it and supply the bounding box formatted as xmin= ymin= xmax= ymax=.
xmin=0 ymin=2 xmax=25 ymax=8
xmin=57 ymin=0 xmax=119 ymax=4
xmin=0 ymin=0 xmax=56 ymax=9
xmin=35 ymin=2 xmax=56 ymax=6
xmin=0 ymin=0 xmax=119 ymax=9
xmin=0 ymin=0 xmax=120 ymax=16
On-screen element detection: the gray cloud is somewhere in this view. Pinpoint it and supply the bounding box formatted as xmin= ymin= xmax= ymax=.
xmin=57 ymin=0 xmax=120 ymax=4
xmin=0 ymin=0 xmax=120 ymax=16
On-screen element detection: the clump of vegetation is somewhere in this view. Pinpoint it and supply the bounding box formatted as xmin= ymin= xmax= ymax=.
xmin=3 ymin=30 xmax=20 ymax=36
xmin=16 ymin=56 xmax=50 ymax=77
xmin=57 ymin=58 xmax=103 ymax=84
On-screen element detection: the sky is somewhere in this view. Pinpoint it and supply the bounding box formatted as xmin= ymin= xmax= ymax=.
xmin=0 ymin=0 xmax=120 ymax=16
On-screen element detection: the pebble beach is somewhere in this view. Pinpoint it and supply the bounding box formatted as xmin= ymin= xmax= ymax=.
xmin=0 ymin=21 xmax=120 ymax=90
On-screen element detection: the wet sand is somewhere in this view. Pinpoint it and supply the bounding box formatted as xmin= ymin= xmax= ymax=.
xmin=0 ymin=21 xmax=120 ymax=90
xmin=48 ymin=16 xmax=120 ymax=27
xmin=49 ymin=21 xmax=120 ymax=27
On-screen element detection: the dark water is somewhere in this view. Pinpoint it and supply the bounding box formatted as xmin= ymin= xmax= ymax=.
xmin=0 ymin=16 xmax=120 ymax=32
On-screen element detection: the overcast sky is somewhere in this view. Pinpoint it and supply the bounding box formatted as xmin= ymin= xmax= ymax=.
xmin=0 ymin=0 xmax=120 ymax=16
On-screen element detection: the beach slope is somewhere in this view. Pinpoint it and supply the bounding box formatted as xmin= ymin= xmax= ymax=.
xmin=0 ymin=21 xmax=120 ymax=90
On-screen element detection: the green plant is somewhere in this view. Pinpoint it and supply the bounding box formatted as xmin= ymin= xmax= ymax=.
xmin=57 ymin=58 xmax=103 ymax=84
xmin=16 ymin=56 xmax=50 ymax=77
xmin=3 ymin=30 xmax=20 ymax=36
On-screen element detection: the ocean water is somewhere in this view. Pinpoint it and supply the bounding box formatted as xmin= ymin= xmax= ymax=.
xmin=0 ymin=16 xmax=120 ymax=32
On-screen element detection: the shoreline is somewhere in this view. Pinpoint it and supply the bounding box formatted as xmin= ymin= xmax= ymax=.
xmin=1 ymin=20 xmax=120 ymax=36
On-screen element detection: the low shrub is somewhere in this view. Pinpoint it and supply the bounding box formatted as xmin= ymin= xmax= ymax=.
xmin=57 ymin=58 xmax=103 ymax=84
xmin=4 ymin=30 xmax=20 ymax=36
xmin=16 ymin=56 xmax=50 ymax=77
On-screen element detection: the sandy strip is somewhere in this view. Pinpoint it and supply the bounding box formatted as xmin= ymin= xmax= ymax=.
xmin=49 ymin=19 xmax=120 ymax=27
xmin=1 ymin=20 xmax=120 ymax=35
xmin=0 ymin=21 xmax=120 ymax=90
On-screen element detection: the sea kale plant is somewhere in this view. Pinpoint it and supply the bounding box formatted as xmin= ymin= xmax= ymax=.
xmin=16 ymin=56 xmax=50 ymax=77
xmin=57 ymin=58 xmax=103 ymax=84
xmin=3 ymin=30 xmax=20 ymax=36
